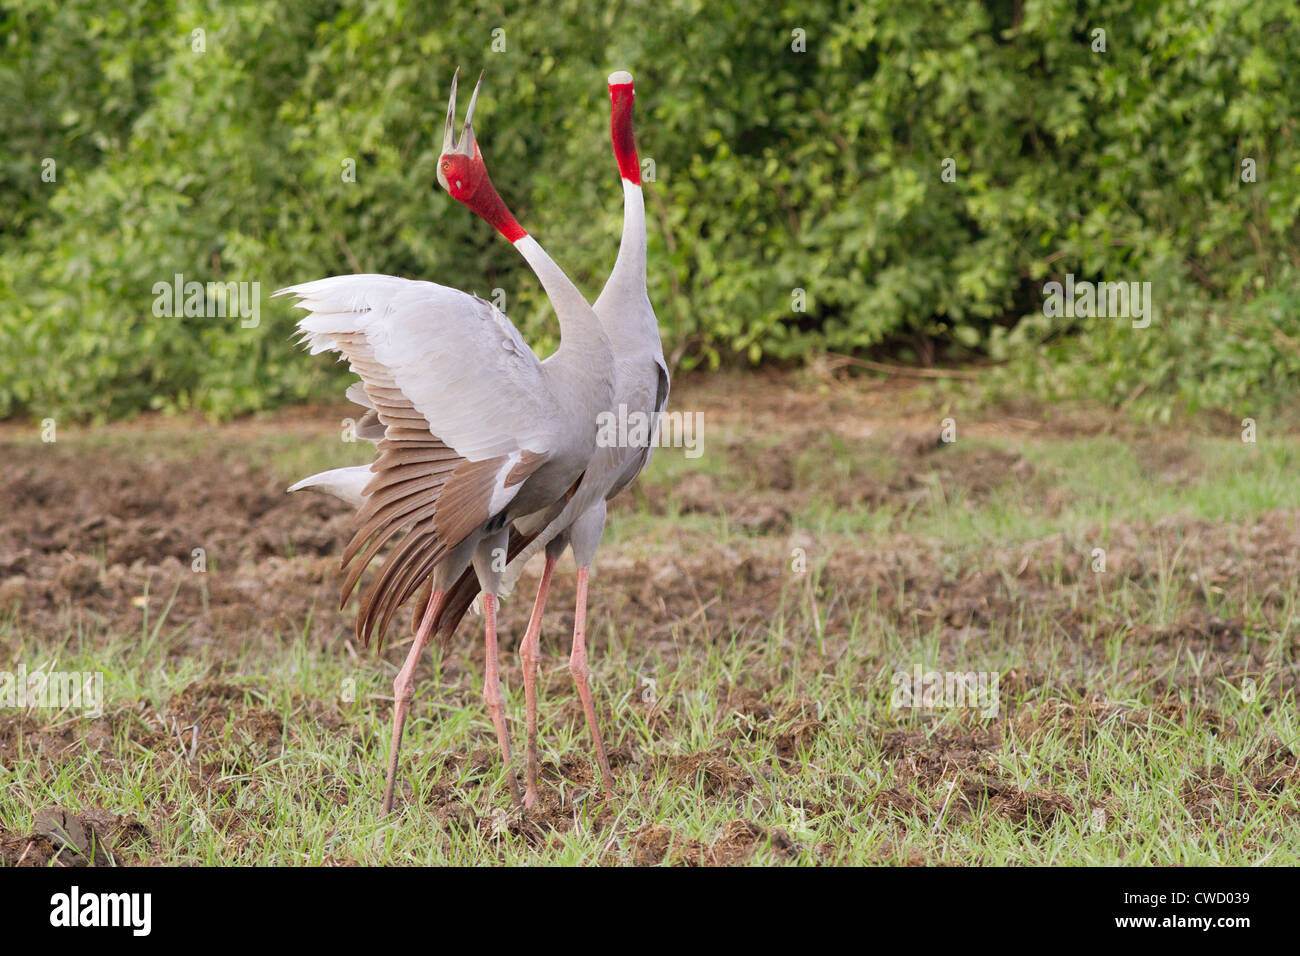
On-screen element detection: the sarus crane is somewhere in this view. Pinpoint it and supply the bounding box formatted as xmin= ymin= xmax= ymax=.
xmin=281 ymin=70 xmax=664 ymax=812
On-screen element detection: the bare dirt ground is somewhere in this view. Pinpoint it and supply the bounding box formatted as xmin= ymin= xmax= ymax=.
xmin=1 ymin=371 xmax=1297 ymax=865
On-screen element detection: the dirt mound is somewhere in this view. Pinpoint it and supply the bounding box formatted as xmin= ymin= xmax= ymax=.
xmin=631 ymin=818 xmax=799 ymax=866
xmin=0 ymin=440 xmax=356 ymax=650
xmin=0 ymin=807 xmax=150 ymax=866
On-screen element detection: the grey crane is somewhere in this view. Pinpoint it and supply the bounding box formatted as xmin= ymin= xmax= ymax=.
xmin=507 ymin=71 xmax=668 ymax=807
xmin=277 ymin=70 xmax=615 ymax=811
xmin=418 ymin=71 xmax=668 ymax=807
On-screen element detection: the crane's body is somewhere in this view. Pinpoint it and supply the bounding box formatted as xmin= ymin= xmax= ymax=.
xmin=285 ymin=70 xmax=664 ymax=812
xmin=281 ymin=71 xmax=614 ymax=810
xmin=498 ymin=72 xmax=669 ymax=806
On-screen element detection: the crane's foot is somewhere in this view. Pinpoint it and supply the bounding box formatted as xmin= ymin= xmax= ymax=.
xmin=381 ymin=587 xmax=444 ymax=815
xmin=482 ymin=593 xmax=523 ymax=807
xmin=570 ymin=566 xmax=616 ymax=802
xmin=520 ymin=555 xmax=556 ymax=811
xmin=381 ymin=686 xmax=413 ymax=815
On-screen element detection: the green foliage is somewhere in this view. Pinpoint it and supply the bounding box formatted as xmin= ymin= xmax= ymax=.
xmin=987 ymin=284 xmax=1300 ymax=421
xmin=1 ymin=0 xmax=1298 ymax=419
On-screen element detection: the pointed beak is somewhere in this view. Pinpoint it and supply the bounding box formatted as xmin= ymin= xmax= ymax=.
xmin=438 ymin=68 xmax=485 ymax=192
xmin=438 ymin=68 xmax=460 ymax=190
xmin=441 ymin=68 xmax=459 ymax=156
xmin=461 ymin=71 xmax=483 ymax=157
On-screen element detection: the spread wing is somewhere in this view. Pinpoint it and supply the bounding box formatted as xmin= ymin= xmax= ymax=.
xmin=276 ymin=274 xmax=553 ymax=645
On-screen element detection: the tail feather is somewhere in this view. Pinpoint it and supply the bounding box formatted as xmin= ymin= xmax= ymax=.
xmin=287 ymin=465 xmax=372 ymax=509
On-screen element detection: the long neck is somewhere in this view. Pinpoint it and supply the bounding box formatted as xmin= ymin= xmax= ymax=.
xmin=513 ymin=235 xmax=610 ymax=363
xmin=609 ymin=178 xmax=647 ymax=291
xmin=460 ymin=165 xmax=610 ymax=365
xmin=595 ymin=78 xmax=653 ymax=332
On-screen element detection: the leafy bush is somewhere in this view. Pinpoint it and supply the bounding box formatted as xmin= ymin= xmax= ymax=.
xmin=1 ymin=0 xmax=1298 ymax=419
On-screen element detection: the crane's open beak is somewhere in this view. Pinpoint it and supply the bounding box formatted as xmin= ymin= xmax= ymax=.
xmin=438 ymin=68 xmax=483 ymax=191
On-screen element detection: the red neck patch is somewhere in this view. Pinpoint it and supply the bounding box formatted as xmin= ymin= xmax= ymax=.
xmin=469 ymin=173 xmax=526 ymax=242
xmin=608 ymin=81 xmax=641 ymax=185
xmin=442 ymin=153 xmax=526 ymax=242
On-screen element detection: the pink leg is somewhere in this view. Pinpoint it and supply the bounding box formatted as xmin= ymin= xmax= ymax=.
xmin=570 ymin=567 xmax=615 ymax=800
xmin=519 ymin=554 xmax=557 ymax=809
xmin=482 ymin=594 xmax=523 ymax=806
xmin=412 ymin=576 xmax=433 ymax=635
xmin=382 ymin=587 xmax=444 ymax=815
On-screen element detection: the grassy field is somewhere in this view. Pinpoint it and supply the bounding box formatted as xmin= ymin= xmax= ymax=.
xmin=1 ymin=373 xmax=1297 ymax=865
